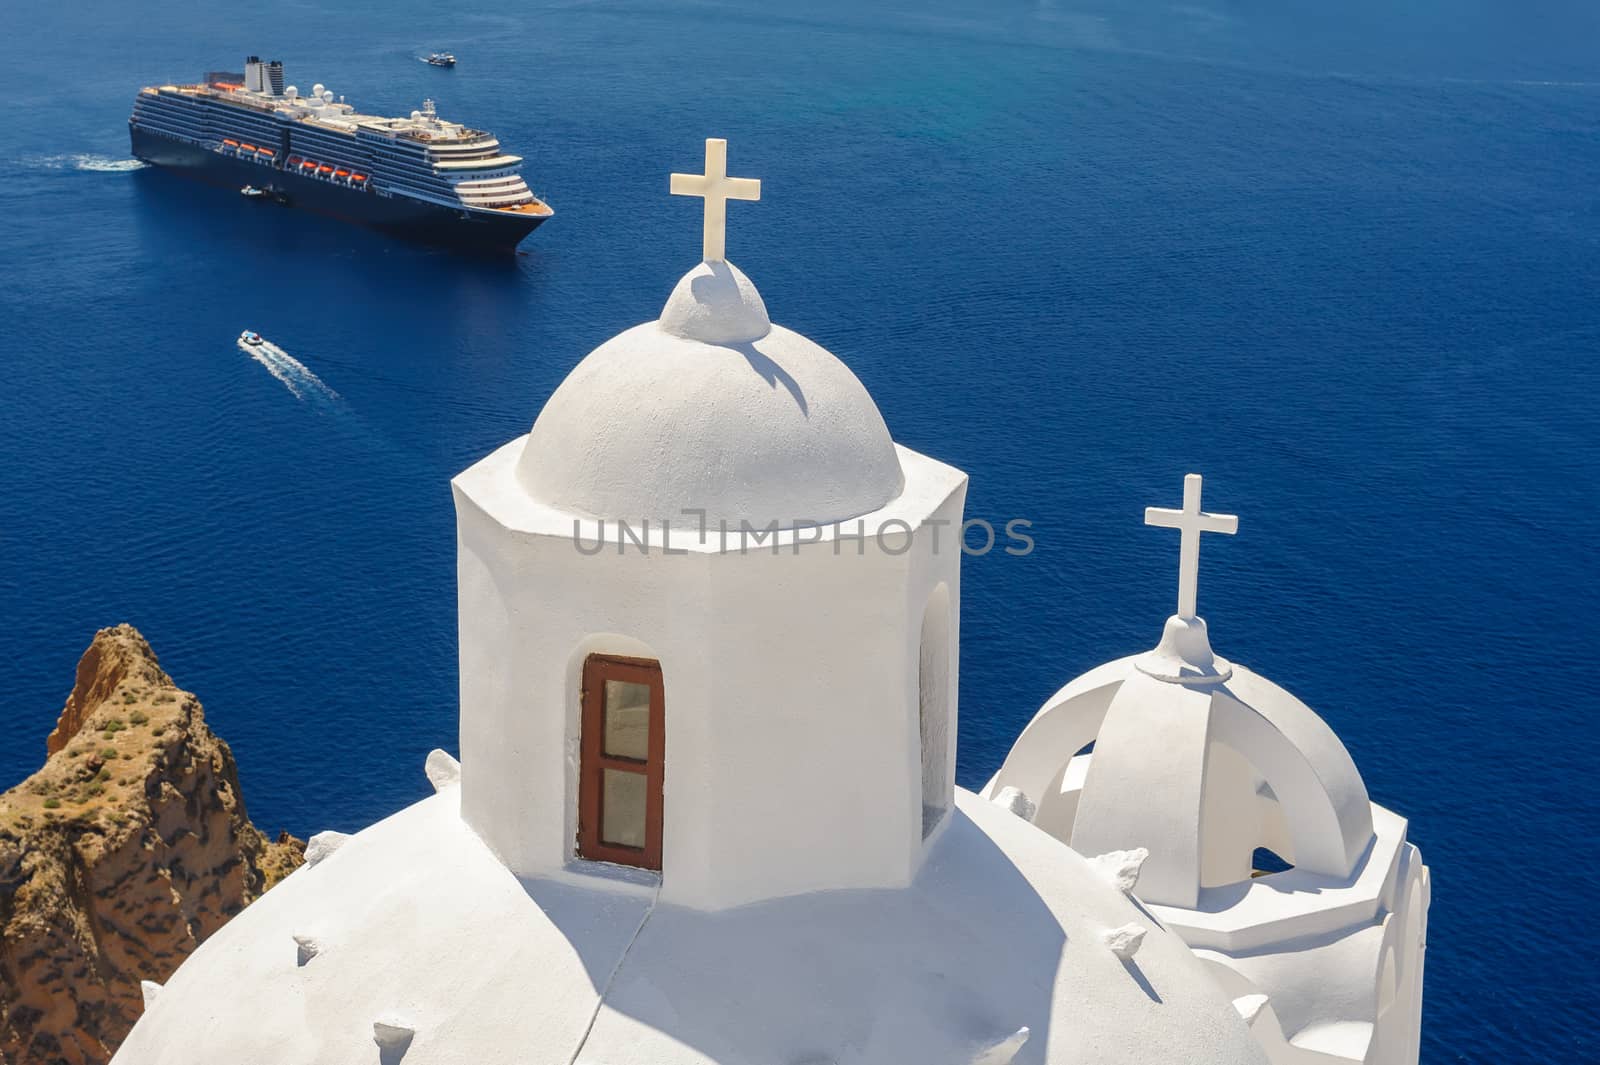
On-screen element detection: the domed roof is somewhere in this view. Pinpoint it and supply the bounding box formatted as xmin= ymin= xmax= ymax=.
xmin=986 ymin=616 xmax=1375 ymax=910
xmin=113 ymin=785 xmax=1269 ymax=1065
xmin=516 ymin=261 xmax=904 ymax=529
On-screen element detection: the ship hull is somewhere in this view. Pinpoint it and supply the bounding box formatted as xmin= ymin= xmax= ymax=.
xmin=129 ymin=125 xmax=545 ymax=253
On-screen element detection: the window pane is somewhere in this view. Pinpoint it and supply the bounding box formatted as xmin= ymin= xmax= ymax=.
xmin=601 ymin=769 xmax=647 ymax=849
xmin=604 ymin=679 xmax=651 ymax=761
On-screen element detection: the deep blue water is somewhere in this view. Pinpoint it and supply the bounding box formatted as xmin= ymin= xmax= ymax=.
xmin=4 ymin=1 xmax=1597 ymax=1060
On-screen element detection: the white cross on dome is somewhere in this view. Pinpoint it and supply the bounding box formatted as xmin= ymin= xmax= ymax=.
xmin=670 ymin=138 xmax=761 ymax=263
xmin=1144 ymin=473 xmax=1238 ymax=621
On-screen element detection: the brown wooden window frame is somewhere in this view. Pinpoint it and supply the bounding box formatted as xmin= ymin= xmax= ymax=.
xmin=577 ymin=653 xmax=665 ymax=871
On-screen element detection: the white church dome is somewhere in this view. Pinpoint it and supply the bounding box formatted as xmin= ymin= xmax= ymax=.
xmin=985 ymin=474 xmax=1377 ymax=909
xmin=985 ymin=475 xmax=1430 ymax=1065
xmin=989 ymin=614 xmax=1375 ymax=907
xmin=516 ymin=261 xmax=905 ymax=528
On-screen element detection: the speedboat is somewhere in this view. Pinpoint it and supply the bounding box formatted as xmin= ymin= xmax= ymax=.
xmin=425 ymin=52 xmax=456 ymax=67
xmin=242 ymin=185 xmax=291 ymax=205
xmin=240 ymin=331 xmax=264 ymax=346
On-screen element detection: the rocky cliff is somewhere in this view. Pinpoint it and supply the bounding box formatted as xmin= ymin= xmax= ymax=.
xmin=0 ymin=625 xmax=304 ymax=1065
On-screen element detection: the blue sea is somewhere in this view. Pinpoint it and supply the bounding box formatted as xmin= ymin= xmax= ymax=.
xmin=3 ymin=0 xmax=1596 ymax=1059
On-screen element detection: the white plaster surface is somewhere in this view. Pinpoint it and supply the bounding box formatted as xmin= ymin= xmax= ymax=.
xmin=659 ymin=259 xmax=770 ymax=344
xmin=1102 ymin=923 xmax=1148 ymax=960
xmin=113 ymin=789 xmax=1269 ymax=1065
xmin=992 ymin=784 xmax=1036 ymax=821
xmin=373 ymin=1016 xmax=416 ymax=1051
xmin=304 ymin=830 xmax=351 ymax=867
xmin=986 ymin=613 xmax=1430 ymax=1065
xmin=514 ymin=262 xmax=904 ymax=530
xmin=293 ymin=933 xmax=322 ymax=967
xmin=971 ymin=1027 xmax=1031 ymax=1065
xmin=457 ymin=437 xmax=966 ymax=910
xmin=1234 ymin=994 xmax=1269 ymax=1025
xmin=985 ymin=620 xmax=1376 ymax=907
xmin=424 ymin=748 xmax=460 ymax=792
xmin=454 ymin=257 xmax=969 ymax=908
xmin=1087 ymin=848 xmax=1149 ymax=894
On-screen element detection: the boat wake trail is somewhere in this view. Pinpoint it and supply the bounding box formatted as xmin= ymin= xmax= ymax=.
xmin=25 ymin=153 xmax=147 ymax=172
xmin=240 ymin=339 xmax=343 ymax=406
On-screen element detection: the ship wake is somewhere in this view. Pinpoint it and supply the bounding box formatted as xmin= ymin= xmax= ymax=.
xmin=241 ymin=339 xmax=342 ymax=406
xmin=25 ymin=154 xmax=147 ymax=172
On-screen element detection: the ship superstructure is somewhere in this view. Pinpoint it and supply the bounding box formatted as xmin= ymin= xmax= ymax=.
xmin=130 ymin=56 xmax=551 ymax=251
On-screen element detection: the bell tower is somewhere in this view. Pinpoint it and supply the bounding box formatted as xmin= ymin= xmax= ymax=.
xmin=452 ymin=140 xmax=968 ymax=910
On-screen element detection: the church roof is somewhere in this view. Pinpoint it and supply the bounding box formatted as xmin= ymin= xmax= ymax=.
xmin=113 ymin=785 xmax=1268 ymax=1065
xmin=515 ymin=139 xmax=903 ymax=532
xmin=985 ymin=476 xmax=1376 ymax=909
xmin=515 ymin=260 xmax=904 ymax=530
xmin=988 ymin=636 xmax=1374 ymax=903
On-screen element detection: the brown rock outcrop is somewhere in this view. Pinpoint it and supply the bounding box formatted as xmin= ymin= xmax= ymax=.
xmin=0 ymin=625 xmax=304 ymax=1065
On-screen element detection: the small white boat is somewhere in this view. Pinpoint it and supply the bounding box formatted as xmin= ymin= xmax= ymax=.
xmin=425 ymin=52 xmax=456 ymax=67
xmin=240 ymin=330 xmax=264 ymax=346
xmin=240 ymin=185 xmax=268 ymax=198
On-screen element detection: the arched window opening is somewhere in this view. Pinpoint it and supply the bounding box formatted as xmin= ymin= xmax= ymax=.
xmin=919 ymin=587 xmax=952 ymax=839
xmin=1250 ymin=847 xmax=1294 ymax=877
xmin=578 ymin=654 xmax=664 ymax=871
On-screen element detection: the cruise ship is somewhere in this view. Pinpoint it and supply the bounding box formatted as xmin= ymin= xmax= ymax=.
xmin=129 ymin=57 xmax=552 ymax=252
